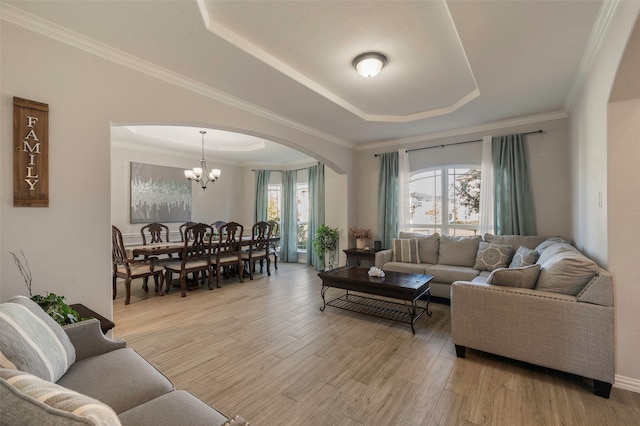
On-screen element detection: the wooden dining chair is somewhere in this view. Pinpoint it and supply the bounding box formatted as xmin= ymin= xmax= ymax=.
xmin=241 ymin=221 xmax=271 ymax=280
xmin=179 ymin=221 xmax=197 ymax=242
xmin=140 ymin=222 xmax=170 ymax=245
xmin=212 ymin=222 xmax=244 ymax=288
xmin=267 ymin=220 xmax=280 ymax=270
xmin=112 ymin=225 xmax=164 ymax=305
xmin=163 ymin=223 xmax=215 ymax=297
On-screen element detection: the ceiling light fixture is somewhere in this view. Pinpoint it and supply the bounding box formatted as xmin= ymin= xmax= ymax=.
xmin=353 ymin=52 xmax=387 ymax=78
xmin=184 ymin=130 xmax=221 ymax=190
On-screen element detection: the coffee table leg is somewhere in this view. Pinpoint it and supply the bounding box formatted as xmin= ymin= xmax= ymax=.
xmin=320 ymin=285 xmax=328 ymax=311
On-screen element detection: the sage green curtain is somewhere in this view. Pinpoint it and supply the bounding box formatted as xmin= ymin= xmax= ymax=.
xmin=280 ymin=170 xmax=298 ymax=262
xmin=254 ymin=170 xmax=270 ymax=222
xmin=492 ymin=133 xmax=537 ymax=235
xmin=377 ymin=152 xmax=399 ymax=249
xmin=307 ymin=163 xmax=325 ymax=269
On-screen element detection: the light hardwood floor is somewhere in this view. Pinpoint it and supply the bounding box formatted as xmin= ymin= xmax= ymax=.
xmin=113 ymin=263 xmax=640 ymax=425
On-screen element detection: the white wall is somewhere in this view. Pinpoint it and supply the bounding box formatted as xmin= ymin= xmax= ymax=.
xmin=111 ymin=143 xmax=244 ymax=243
xmin=0 ymin=21 xmax=353 ymax=319
xmin=568 ymin=2 xmax=640 ymax=392
xmin=354 ymin=117 xmax=572 ymax=243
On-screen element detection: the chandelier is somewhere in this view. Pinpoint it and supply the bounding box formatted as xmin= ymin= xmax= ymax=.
xmin=184 ymin=130 xmax=221 ymax=190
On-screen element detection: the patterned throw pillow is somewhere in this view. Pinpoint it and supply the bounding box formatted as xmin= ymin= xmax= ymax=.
xmin=392 ymin=238 xmax=420 ymax=263
xmin=0 ymin=296 xmax=76 ymax=382
xmin=509 ymin=246 xmax=539 ymax=268
xmin=0 ymin=368 xmax=121 ymax=426
xmin=473 ymin=242 xmax=514 ymax=271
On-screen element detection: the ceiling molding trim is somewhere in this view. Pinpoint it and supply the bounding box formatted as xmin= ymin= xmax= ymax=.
xmin=564 ymin=0 xmax=620 ymax=112
xmin=111 ymin=139 xmax=239 ymax=166
xmin=1 ymin=3 xmax=353 ymax=150
xmin=357 ymin=110 xmax=568 ymax=151
xmin=197 ymin=0 xmax=479 ymax=123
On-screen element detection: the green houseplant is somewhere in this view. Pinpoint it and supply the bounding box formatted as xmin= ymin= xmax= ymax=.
xmin=10 ymin=250 xmax=80 ymax=325
xmin=313 ymin=225 xmax=339 ymax=270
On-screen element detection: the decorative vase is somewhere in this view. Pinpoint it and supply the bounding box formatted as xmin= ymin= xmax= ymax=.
xmin=356 ymin=238 xmax=366 ymax=250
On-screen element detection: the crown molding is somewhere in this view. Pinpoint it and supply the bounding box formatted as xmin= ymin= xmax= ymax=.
xmin=111 ymin=139 xmax=237 ymax=166
xmin=0 ymin=3 xmax=353 ymax=150
xmin=357 ymin=110 xmax=568 ymax=151
xmin=564 ymin=0 xmax=620 ymax=112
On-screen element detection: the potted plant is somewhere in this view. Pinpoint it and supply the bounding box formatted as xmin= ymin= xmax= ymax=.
xmin=10 ymin=250 xmax=80 ymax=325
xmin=350 ymin=227 xmax=373 ymax=250
xmin=312 ymin=225 xmax=339 ymax=270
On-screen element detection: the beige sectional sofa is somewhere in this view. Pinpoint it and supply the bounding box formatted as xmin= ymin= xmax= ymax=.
xmin=375 ymin=232 xmax=614 ymax=398
xmin=0 ymin=295 xmax=247 ymax=425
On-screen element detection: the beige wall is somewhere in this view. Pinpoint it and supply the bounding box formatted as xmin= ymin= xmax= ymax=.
xmin=1 ymin=21 xmax=352 ymax=318
xmin=569 ymin=3 xmax=640 ymax=391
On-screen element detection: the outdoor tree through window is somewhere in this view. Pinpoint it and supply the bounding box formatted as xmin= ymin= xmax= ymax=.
xmin=409 ymin=166 xmax=481 ymax=236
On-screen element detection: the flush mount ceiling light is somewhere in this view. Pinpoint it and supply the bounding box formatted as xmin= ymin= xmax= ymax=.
xmin=184 ymin=130 xmax=221 ymax=190
xmin=353 ymin=52 xmax=387 ymax=78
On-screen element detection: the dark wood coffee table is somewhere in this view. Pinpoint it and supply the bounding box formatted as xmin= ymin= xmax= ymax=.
xmin=318 ymin=266 xmax=433 ymax=334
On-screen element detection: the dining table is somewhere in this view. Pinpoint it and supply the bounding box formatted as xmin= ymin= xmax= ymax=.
xmin=125 ymin=236 xmax=279 ymax=258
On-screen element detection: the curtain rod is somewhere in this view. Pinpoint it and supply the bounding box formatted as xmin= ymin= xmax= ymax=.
xmin=251 ymin=167 xmax=308 ymax=172
xmin=374 ymin=129 xmax=543 ymax=156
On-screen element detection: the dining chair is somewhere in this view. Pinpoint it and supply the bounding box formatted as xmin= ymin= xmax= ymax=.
xmin=112 ymin=225 xmax=164 ymax=305
xmin=163 ymin=223 xmax=214 ymax=297
xmin=212 ymin=222 xmax=244 ymax=288
xmin=140 ymin=222 xmax=171 ymax=245
xmin=267 ymin=220 xmax=280 ymax=270
xmin=179 ymin=221 xmax=197 ymax=242
xmin=241 ymin=221 xmax=271 ymax=280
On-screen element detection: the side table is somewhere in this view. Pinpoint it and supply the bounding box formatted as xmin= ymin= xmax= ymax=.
xmin=70 ymin=303 xmax=115 ymax=334
xmin=343 ymin=248 xmax=379 ymax=268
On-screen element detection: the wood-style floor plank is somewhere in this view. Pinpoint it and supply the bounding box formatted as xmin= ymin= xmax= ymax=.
xmin=113 ymin=263 xmax=640 ymax=425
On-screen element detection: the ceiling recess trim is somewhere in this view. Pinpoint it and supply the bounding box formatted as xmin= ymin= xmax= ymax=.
xmin=0 ymin=3 xmax=353 ymax=150
xmin=196 ymin=0 xmax=480 ymax=123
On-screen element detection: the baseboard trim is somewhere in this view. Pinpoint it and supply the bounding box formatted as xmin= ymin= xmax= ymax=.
xmin=615 ymin=374 xmax=640 ymax=394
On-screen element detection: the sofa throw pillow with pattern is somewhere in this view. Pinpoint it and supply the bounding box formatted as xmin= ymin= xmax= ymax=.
xmin=487 ymin=264 xmax=542 ymax=289
xmin=509 ymin=246 xmax=539 ymax=268
xmin=0 ymin=368 xmax=122 ymax=426
xmin=392 ymin=238 xmax=420 ymax=263
xmin=473 ymin=242 xmax=514 ymax=271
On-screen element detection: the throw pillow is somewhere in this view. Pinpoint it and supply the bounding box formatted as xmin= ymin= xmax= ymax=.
xmin=398 ymin=232 xmax=440 ymax=264
xmin=0 ymin=368 xmax=121 ymax=426
xmin=487 ymin=264 xmax=542 ymax=289
xmin=392 ymin=238 xmax=420 ymax=263
xmin=534 ymin=236 xmax=570 ymax=254
xmin=438 ymin=235 xmax=482 ymax=267
xmin=535 ymin=242 xmax=598 ymax=295
xmin=509 ymin=246 xmax=539 ymax=268
xmin=473 ymin=242 xmax=514 ymax=271
xmin=0 ymin=295 xmax=76 ymax=382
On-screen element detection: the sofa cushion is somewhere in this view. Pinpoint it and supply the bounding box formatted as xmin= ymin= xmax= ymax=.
xmin=487 ymin=264 xmax=541 ymax=289
xmin=392 ymin=238 xmax=420 ymax=263
xmin=399 ymin=232 xmax=440 ymax=264
xmin=535 ymin=243 xmax=598 ymax=296
xmin=473 ymin=242 xmax=514 ymax=271
xmin=118 ymin=390 xmax=228 ymax=426
xmin=534 ymin=236 xmax=570 ymax=254
xmin=425 ymin=265 xmax=480 ymax=283
xmin=57 ymin=348 xmax=174 ymax=414
xmin=0 ymin=368 xmax=121 ymax=426
xmin=382 ymin=262 xmax=428 ymax=274
xmin=0 ymin=295 xmax=76 ymax=382
xmin=438 ymin=235 xmax=481 ymax=267
xmin=483 ymin=234 xmax=547 ymax=251
xmin=509 ymin=246 xmax=539 ymax=268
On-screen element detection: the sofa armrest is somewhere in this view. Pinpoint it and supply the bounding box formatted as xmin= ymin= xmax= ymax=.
xmin=374 ymin=249 xmax=393 ymax=269
xmin=63 ymin=319 xmax=126 ymax=362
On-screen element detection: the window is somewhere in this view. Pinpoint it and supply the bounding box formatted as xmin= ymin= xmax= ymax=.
xmin=409 ymin=166 xmax=481 ymax=236
xmin=267 ymin=182 xmax=309 ymax=252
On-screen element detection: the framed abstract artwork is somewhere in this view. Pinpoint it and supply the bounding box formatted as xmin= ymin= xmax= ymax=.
xmin=130 ymin=162 xmax=192 ymax=223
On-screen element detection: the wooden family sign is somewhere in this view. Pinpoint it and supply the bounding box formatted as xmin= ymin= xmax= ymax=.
xmin=13 ymin=97 xmax=49 ymax=207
